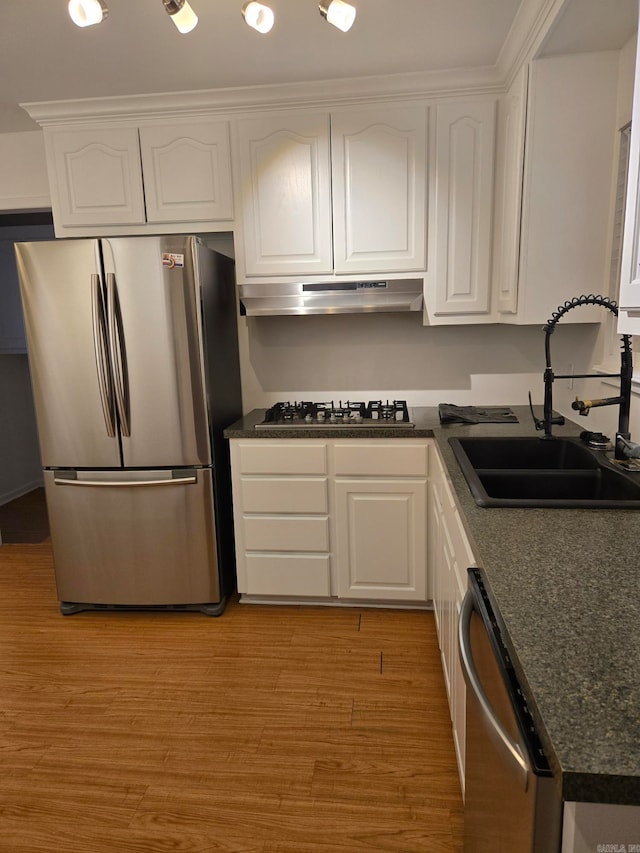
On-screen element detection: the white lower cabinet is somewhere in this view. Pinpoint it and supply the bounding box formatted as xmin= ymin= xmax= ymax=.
xmin=334 ymin=478 xmax=427 ymax=600
xmin=229 ymin=438 xmax=429 ymax=603
xmin=229 ymin=441 xmax=331 ymax=598
xmin=429 ymin=442 xmax=476 ymax=794
xmin=230 ymin=436 xmax=473 ymax=790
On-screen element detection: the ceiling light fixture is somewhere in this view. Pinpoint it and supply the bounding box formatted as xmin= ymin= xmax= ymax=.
xmin=68 ymin=0 xmax=108 ymax=28
xmin=68 ymin=1 xmax=358 ymax=37
xmin=241 ymin=2 xmax=275 ymax=34
xmin=319 ymin=0 xmax=356 ymax=32
xmin=163 ymin=0 xmax=199 ymax=34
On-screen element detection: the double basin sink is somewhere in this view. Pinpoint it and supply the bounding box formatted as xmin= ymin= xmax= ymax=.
xmin=449 ymin=435 xmax=640 ymax=508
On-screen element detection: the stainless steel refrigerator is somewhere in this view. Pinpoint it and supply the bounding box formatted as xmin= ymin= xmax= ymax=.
xmin=15 ymin=235 xmax=242 ymax=615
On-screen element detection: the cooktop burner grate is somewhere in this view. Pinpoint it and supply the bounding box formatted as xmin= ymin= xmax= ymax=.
xmin=255 ymin=400 xmax=414 ymax=429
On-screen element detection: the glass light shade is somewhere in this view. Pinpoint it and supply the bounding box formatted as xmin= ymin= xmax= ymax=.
xmin=319 ymin=0 xmax=356 ymax=32
xmin=242 ymin=2 xmax=275 ymax=34
xmin=68 ymin=0 xmax=108 ymax=28
xmin=168 ymin=0 xmax=198 ymax=33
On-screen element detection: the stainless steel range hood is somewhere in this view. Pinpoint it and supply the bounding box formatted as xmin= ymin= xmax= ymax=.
xmin=238 ymin=279 xmax=424 ymax=316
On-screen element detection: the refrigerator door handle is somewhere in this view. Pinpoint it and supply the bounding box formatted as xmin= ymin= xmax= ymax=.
xmin=106 ymin=272 xmax=131 ymax=437
xmin=459 ymin=588 xmax=531 ymax=791
xmin=53 ymin=473 xmax=198 ymax=487
xmin=91 ymin=273 xmax=116 ymax=437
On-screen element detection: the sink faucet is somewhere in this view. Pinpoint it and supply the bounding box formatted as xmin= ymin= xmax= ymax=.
xmin=533 ymin=294 xmax=633 ymax=461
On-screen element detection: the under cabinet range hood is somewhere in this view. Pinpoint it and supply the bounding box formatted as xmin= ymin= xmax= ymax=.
xmin=238 ymin=279 xmax=424 ymax=316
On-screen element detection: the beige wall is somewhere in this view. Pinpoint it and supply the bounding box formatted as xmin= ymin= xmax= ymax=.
xmin=0 ymin=131 xmax=50 ymax=212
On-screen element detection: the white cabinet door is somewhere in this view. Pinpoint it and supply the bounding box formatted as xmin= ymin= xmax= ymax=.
xmin=46 ymin=127 xmax=146 ymax=227
xmin=139 ymin=121 xmax=233 ymax=223
xmin=236 ymin=113 xmax=333 ymax=277
xmin=429 ymin=100 xmax=496 ymax=318
xmin=331 ymin=106 xmax=427 ymax=273
xmin=493 ymin=67 xmax=528 ymax=316
xmin=428 ymin=478 xmax=443 ymax=632
xmin=451 ymin=573 xmax=467 ymax=793
xmin=334 ymin=478 xmax=427 ymax=601
xmin=516 ymin=53 xmax=618 ymax=325
xmin=429 ymin=442 xmax=474 ymax=793
xmin=619 ymin=32 xmax=640 ymax=330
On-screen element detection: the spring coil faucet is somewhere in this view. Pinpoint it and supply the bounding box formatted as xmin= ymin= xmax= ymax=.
xmin=531 ymin=294 xmax=634 ymax=461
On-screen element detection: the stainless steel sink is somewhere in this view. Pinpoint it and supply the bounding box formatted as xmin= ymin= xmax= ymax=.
xmin=449 ymin=436 xmax=640 ymax=508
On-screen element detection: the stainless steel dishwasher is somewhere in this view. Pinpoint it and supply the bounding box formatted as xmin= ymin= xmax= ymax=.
xmin=459 ymin=568 xmax=563 ymax=851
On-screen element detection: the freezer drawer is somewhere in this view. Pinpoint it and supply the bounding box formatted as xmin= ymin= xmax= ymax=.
xmin=44 ymin=468 xmax=221 ymax=608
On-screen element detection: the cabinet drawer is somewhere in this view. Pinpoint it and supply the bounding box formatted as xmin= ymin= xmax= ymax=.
xmin=244 ymin=515 xmax=329 ymax=552
xmin=238 ymin=442 xmax=327 ymax=475
xmin=334 ymin=442 xmax=429 ymax=476
xmin=244 ymin=554 xmax=331 ymax=596
xmin=240 ymin=477 xmax=328 ymax=513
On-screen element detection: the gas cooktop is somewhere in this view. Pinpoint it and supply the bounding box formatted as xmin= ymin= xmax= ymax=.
xmin=255 ymin=400 xmax=414 ymax=429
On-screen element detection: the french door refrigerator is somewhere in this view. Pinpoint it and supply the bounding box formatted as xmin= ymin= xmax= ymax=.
xmin=15 ymin=235 xmax=242 ymax=615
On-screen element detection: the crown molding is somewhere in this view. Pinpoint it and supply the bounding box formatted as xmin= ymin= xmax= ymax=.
xmin=21 ymin=65 xmax=504 ymax=127
xmin=496 ymin=0 xmax=570 ymax=88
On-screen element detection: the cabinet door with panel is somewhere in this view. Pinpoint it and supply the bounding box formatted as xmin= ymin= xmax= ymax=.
xmin=44 ymin=120 xmax=233 ymax=232
xmin=333 ymin=441 xmax=429 ymax=602
xmin=46 ymin=126 xmax=146 ymax=227
xmin=515 ymin=53 xmax=618 ymax=325
xmin=429 ymin=443 xmax=475 ymax=792
xmin=493 ymin=66 xmax=528 ymax=317
xmin=331 ymin=106 xmax=427 ymax=274
xmin=619 ymin=33 xmax=640 ymax=331
xmin=235 ymin=113 xmax=333 ymax=278
xmin=426 ymin=99 xmax=496 ymax=321
xmin=334 ymin=479 xmax=427 ymax=601
xmin=139 ymin=121 xmax=233 ymax=223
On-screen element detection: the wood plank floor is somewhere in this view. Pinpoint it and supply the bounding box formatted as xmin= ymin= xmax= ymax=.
xmin=0 ymin=539 xmax=464 ymax=852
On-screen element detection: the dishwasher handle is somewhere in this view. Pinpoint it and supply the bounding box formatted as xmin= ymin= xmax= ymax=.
xmin=459 ymin=588 xmax=530 ymax=791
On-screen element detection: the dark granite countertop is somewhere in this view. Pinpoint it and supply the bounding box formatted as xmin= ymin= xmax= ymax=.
xmin=225 ymin=406 xmax=640 ymax=805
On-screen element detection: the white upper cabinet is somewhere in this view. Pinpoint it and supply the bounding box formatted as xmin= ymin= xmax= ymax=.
xmin=138 ymin=122 xmax=233 ymax=224
xmin=235 ymin=113 xmax=333 ymax=278
xmin=44 ymin=120 xmax=233 ymax=236
xmin=509 ymin=53 xmax=619 ymax=325
xmin=331 ymin=106 xmax=427 ymax=274
xmin=492 ymin=67 xmax=528 ymax=317
xmin=426 ymin=99 xmax=496 ymax=321
xmin=47 ymin=126 xmax=146 ymax=227
xmin=619 ymin=31 xmax=640 ymax=332
xmin=235 ymin=105 xmax=427 ymax=281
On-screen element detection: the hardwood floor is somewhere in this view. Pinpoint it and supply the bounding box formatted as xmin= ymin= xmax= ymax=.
xmin=0 ymin=540 xmax=464 ymax=852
